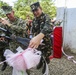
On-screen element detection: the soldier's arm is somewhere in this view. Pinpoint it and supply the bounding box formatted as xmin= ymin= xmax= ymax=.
xmin=40 ymin=15 xmax=53 ymax=36
xmin=33 ymin=15 xmax=52 ymax=41
xmin=29 ymin=16 xmax=52 ymax=48
xmin=1 ymin=18 xmax=28 ymax=33
xmin=29 ymin=20 xmax=45 ymax=48
xmin=34 ymin=15 xmax=52 ymax=39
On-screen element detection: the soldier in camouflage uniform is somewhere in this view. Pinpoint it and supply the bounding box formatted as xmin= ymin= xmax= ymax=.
xmin=1 ymin=6 xmax=28 ymax=37
xmin=0 ymin=6 xmax=28 ymax=71
xmin=29 ymin=2 xmax=53 ymax=71
xmin=1 ymin=6 xmax=28 ymax=51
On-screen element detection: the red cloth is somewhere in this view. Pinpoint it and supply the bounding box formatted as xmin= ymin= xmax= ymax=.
xmin=50 ymin=27 xmax=62 ymax=59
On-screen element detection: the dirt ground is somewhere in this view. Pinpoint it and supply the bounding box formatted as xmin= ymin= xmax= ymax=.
xmin=0 ymin=50 xmax=76 ymax=75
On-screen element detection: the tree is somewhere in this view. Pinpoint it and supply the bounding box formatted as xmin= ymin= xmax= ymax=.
xmin=0 ymin=0 xmax=8 ymax=18
xmin=14 ymin=0 xmax=38 ymax=19
xmin=14 ymin=0 xmax=56 ymax=19
xmin=41 ymin=0 xmax=56 ymax=18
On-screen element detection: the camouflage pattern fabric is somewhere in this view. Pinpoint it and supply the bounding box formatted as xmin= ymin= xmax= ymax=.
xmin=7 ymin=17 xmax=28 ymax=51
xmin=32 ymin=13 xmax=53 ymax=61
xmin=7 ymin=17 xmax=28 ymax=37
xmin=0 ymin=17 xmax=28 ymax=52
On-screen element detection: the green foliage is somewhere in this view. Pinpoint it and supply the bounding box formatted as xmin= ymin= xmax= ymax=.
xmin=0 ymin=0 xmax=56 ymax=19
xmin=14 ymin=3 xmax=33 ymax=19
xmin=0 ymin=0 xmax=8 ymax=7
xmin=14 ymin=0 xmax=56 ymax=19
xmin=41 ymin=0 xmax=56 ymax=18
xmin=0 ymin=0 xmax=8 ymax=18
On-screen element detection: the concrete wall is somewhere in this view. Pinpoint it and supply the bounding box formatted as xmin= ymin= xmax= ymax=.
xmin=56 ymin=0 xmax=76 ymax=53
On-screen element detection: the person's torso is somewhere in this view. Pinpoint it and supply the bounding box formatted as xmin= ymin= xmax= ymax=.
xmin=8 ymin=17 xmax=27 ymax=37
xmin=8 ymin=17 xmax=22 ymax=26
xmin=32 ymin=13 xmax=46 ymax=36
xmin=32 ymin=13 xmax=51 ymax=45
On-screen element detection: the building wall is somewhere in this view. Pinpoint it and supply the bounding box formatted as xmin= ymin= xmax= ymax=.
xmin=56 ymin=0 xmax=76 ymax=53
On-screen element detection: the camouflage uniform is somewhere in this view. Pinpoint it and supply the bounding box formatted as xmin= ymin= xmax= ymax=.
xmin=0 ymin=16 xmax=28 ymax=72
xmin=7 ymin=17 xmax=28 ymax=51
xmin=28 ymin=2 xmax=53 ymax=75
xmin=30 ymin=2 xmax=53 ymax=64
xmin=7 ymin=17 xmax=28 ymax=37
xmin=32 ymin=12 xmax=52 ymax=61
xmin=0 ymin=6 xmax=28 ymax=71
xmin=1 ymin=6 xmax=28 ymax=51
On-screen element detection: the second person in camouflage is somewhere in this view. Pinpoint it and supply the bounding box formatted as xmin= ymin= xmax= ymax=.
xmin=29 ymin=2 xmax=53 ymax=64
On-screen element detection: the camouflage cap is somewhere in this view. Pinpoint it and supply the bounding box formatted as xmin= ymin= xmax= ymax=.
xmin=1 ymin=6 xmax=12 ymax=14
xmin=30 ymin=2 xmax=40 ymax=12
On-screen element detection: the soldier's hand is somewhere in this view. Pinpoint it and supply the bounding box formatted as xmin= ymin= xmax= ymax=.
xmin=2 ymin=19 xmax=10 ymax=25
xmin=29 ymin=33 xmax=44 ymax=49
xmin=0 ymin=18 xmax=5 ymax=23
xmin=29 ymin=36 xmax=41 ymax=49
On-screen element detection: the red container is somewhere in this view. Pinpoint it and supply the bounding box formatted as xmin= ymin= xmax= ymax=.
xmin=52 ymin=26 xmax=62 ymax=58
